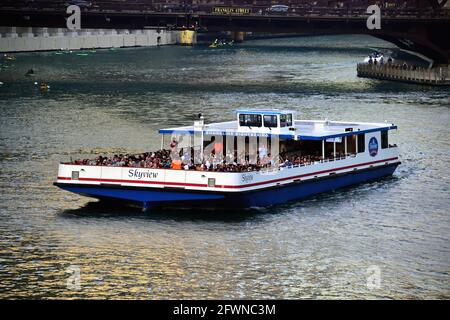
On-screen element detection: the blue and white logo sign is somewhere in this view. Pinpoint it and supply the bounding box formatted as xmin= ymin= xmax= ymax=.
xmin=368 ymin=137 xmax=378 ymax=157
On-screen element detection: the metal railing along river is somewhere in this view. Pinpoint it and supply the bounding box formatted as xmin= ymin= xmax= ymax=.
xmin=357 ymin=63 xmax=450 ymax=85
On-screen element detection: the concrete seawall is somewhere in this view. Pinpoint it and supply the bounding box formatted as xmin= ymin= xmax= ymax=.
xmin=0 ymin=27 xmax=181 ymax=53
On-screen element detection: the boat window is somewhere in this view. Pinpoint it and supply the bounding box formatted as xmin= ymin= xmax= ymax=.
xmin=263 ymin=115 xmax=278 ymax=128
xmin=71 ymin=171 xmax=79 ymax=180
xmin=280 ymin=115 xmax=286 ymax=127
xmin=381 ymin=131 xmax=388 ymax=149
xmin=357 ymin=133 xmax=365 ymax=153
xmin=239 ymin=114 xmax=262 ymax=127
xmin=280 ymin=114 xmax=292 ymax=127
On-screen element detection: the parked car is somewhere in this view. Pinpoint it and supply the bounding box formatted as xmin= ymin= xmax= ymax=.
xmin=163 ymin=4 xmax=181 ymax=12
xmin=65 ymin=0 xmax=92 ymax=9
xmin=266 ymin=5 xmax=289 ymax=14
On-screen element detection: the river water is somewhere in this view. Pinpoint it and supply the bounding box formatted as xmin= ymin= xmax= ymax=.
xmin=0 ymin=35 xmax=449 ymax=299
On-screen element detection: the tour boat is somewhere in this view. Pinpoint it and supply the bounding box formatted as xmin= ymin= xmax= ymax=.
xmin=54 ymin=109 xmax=400 ymax=210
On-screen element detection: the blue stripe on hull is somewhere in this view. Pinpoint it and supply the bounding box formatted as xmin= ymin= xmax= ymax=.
xmin=59 ymin=186 xmax=226 ymax=203
xmin=56 ymin=163 xmax=399 ymax=208
xmin=230 ymin=163 xmax=399 ymax=207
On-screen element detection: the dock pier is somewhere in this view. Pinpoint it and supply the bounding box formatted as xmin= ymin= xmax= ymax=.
xmin=357 ymin=63 xmax=450 ymax=86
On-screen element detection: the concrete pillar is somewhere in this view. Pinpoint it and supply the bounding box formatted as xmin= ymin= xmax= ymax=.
xmin=133 ymin=29 xmax=149 ymax=46
xmin=180 ymin=30 xmax=196 ymax=46
xmin=52 ymin=28 xmax=68 ymax=50
xmin=144 ymin=29 xmax=157 ymax=46
xmin=107 ymin=29 xmax=122 ymax=48
xmin=232 ymin=31 xmax=244 ymax=43
xmin=81 ymin=29 xmax=98 ymax=49
xmin=67 ymin=30 xmax=81 ymax=50
xmin=119 ymin=29 xmax=134 ymax=47
xmin=52 ymin=28 xmax=65 ymax=36
xmin=96 ymin=29 xmax=110 ymax=48
xmin=6 ymin=27 xmax=18 ymax=38
xmin=36 ymin=27 xmax=50 ymax=37
xmin=0 ymin=35 xmax=9 ymax=52
xmin=22 ymin=27 xmax=34 ymax=38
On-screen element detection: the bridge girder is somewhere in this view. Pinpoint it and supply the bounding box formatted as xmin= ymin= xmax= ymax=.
xmin=427 ymin=0 xmax=449 ymax=9
xmin=193 ymin=14 xmax=450 ymax=63
xmin=0 ymin=8 xmax=449 ymax=63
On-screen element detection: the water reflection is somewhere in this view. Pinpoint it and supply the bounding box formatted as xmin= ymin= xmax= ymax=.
xmin=58 ymin=200 xmax=268 ymax=223
xmin=0 ymin=35 xmax=449 ymax=299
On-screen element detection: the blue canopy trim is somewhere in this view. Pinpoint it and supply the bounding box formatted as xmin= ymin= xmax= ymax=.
xmin=234 ymin=109 xmax=294 ymax=116
xmin=159 ymin=125 xmax=397 ymax=140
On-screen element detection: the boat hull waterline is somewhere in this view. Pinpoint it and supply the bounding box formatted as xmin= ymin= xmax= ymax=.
xmin=55 ymin=160 xmax=400 ymax=209
xmin=55 ymin=109 xmax=401 ymax=210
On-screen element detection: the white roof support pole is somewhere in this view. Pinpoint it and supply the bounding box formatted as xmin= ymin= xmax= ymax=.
xmin=322 ymin=140 xmax=325 ymax=160
xmin=191 ymin=134 xmax=194 ymax=162
xmin=344 ymin=136 xmax=347 ymax=156
xmin=200 ymin=130 xmax=204 ymax=163
xmin=333 ymin=141 xmax=336 ymax=158
xmin=355 ymin=134 xmax=359 ymax=154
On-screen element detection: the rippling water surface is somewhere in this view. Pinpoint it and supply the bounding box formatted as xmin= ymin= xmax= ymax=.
xmin=0 ymin=35 xmax=449 ymax=299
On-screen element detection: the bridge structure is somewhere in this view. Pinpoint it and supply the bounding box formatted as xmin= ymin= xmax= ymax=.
xmin=0 ymin=1 xmax=450 ymax=64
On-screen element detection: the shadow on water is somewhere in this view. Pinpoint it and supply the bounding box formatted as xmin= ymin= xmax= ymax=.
xmin=57 ymin=200 xmax=271 ymax=223
xmin=57 ymin=175 xmax=401 ymax=222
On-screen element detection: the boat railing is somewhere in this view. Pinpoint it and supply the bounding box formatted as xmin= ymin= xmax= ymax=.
xmin=258 ymin=153 xmax=357 ymax=175
xmin=63 ymin=152 xmax=361 ymax=174
xmin=357 ymin=63 xmax=450 ymax=85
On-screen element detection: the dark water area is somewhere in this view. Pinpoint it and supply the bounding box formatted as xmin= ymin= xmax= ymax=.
xmin=0 ymin=35 xmax=449 ymax=299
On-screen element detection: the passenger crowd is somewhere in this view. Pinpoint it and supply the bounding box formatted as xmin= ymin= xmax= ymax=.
xmin=279 ymin=153 xmax=325 ymax=167
xmin=366 ymin=52 xmax=423 ymax=71
xmin=70 ymin=149 xmax=345 ymax=172
xmin=72 ymin=149 xmax=173 ymax=169
xmin=71 ymin=149 xmax=274 ymax=172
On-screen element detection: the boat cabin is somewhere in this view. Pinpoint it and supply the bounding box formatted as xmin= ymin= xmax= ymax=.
xmin=158 ymin=109 xmax=397 ymax=171
xmin=236 ymin=109 xmax=295 ymax=133
xmin=57 ymin=109 xmax=400 ymax=209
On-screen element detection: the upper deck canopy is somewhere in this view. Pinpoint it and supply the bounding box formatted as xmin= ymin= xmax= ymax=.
xmin=234 ymin=109 xmax=294 ymax=116
xmin=159 ymin=119 xmax=397 ymax=141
